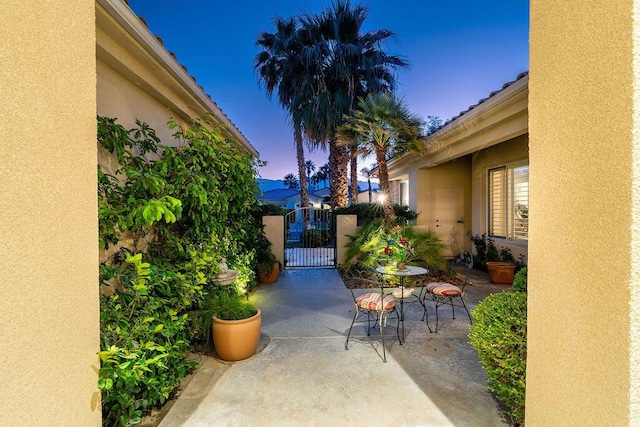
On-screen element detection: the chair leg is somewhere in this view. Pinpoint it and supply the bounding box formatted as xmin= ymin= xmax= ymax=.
xmin=420 ymin=291 xmax=433 ymax=333
xmin=458 ymin=295 xmax=473 ymax=325
xmin=378 ymin=311 xmax=387 ymax=363
xmin=450 ymin=297 xmax=456 ymax=319
xmin=345 ymin=305 xmax=359 ymax=350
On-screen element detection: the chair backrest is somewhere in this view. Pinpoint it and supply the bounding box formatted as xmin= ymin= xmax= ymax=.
xmin=453 ymin=251 xmax=473 ymax=289
xmin=346 ymin=262 xmax=393 ymax=300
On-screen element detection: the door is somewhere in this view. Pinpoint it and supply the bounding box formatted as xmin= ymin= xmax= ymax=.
xmin=434 ymin=188 xmax=465 ymax=257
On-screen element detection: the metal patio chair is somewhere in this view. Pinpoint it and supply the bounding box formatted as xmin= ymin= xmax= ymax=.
xmin=423 ymin=251 xmax=474 ymax=333
xmin=344 ymin=262 xmax=401 ymax=363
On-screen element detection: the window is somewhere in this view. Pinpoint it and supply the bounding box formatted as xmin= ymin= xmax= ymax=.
xmin=488 ymin=162 xmax=529 ymax=240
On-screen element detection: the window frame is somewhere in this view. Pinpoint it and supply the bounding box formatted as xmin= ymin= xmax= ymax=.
xmin=487 ymin=160 xmax=529 ymax=242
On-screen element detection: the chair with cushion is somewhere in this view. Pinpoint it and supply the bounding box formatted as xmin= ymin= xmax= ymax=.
xmin=344 ymin=262 xmax=401 ymax=363
xmin=423 ymin=251 xmax=474 ymax=333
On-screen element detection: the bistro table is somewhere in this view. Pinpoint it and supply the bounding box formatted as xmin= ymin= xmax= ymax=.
xmin=376 ymin=265 xmax=428 ymax=342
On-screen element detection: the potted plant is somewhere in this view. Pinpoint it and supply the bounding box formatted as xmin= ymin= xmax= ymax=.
xmin=255 ymin=234 xmax=280 ymax=284
xmin=211 ymin=293 xmax=262 ymax=362
xmin=486 ymin=261 xmax=517 ymax=285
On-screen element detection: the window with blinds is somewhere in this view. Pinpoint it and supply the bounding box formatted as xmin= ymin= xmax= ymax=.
xmin=488 ymin=162 xmax=529 ymax=241
xmin=489 ymin=167 xmax=507 ymax=238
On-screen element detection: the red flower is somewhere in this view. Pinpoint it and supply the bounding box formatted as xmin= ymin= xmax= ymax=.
xmin=400 ymin=237 xmax=408 ymax=246
xmin=383 ymin=246 xmax=393 ymax=255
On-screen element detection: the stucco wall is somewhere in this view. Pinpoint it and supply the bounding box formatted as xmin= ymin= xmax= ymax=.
xmin=336 ymin=215 xmax=358 ymax=265
xmin=415 ymin=156 xmax=472 ymax=254
xmin=97 ymin=60 xmax=184 ymax=147
xmin=263 ymin=216 xmax=285 ymax=268
xmin=0 ymin=0 xmax=100 ymax=425
xmin=528 ymin=0 xmax=637 ymax=424
xmin=471 ymin=134 xmax=529 ymax=261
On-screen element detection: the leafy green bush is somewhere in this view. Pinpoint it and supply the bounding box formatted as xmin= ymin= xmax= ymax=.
xmin=468 ymin=233 xmax=525 ymax=271
xmin=300 ymin=229 xmax=330 ymax=248
xmin=512 ymin=267 xmax=528 ymax=292
xmin=334 ymin=203 xmax=418 ymax=226
xmin=98 ymin=117 xmax=264 ymax=425
xmin=99 ymin=253 xmax=198 ymax=427
xmin=210 ymin=293 xmax=258 ymax=321
xmin=469 ymin=292 xmax=527 ymax=425
xmin=256 ymin=203 xmax=288 ymax=217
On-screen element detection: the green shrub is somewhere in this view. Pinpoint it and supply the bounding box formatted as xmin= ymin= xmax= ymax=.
xmin=469 ymin=292 xmax=527 ymax=425
xmin=300 ymin=228 xmax=330 ymax=248
xmin=468 ymin=232 xmax=526 ymax=271
xmin=98 ymin=117 xmax=264 ymax=425
xmin=99 ymin=253 xmax=198 ymax=427
xmin=334 ymin=203 xmax=418 ymax=226
xmin=512 ymin=267 xmax=528 ymax=292
xmin=256 ymin=203 xmax=287 ymax=217
xmin=210 ymin=293 xmax=258 ymax=321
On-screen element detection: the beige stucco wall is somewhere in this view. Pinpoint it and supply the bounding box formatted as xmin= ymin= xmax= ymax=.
xmin=263 ymin=216 xmax=285 ymax=268
xmin=471 ymin=134 xmax=529 ymax=262
xmin=0 ymin=0 xmax=100 ymax=425
xmin=528 ymin=0 xmax=638 ymax=424
xmin=414 ymin=156 xmax=473 ymax=254
xmin=336 ymin=215 xmax=358 ymax=265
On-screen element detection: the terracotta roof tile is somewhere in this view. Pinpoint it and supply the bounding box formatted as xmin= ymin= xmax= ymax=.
xmin=436 ymin=71 xmax=529 ymax=132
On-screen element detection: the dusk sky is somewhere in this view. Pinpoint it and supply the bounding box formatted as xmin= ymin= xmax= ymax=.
xmin=127 ymin=0 xmax=529 ymax=180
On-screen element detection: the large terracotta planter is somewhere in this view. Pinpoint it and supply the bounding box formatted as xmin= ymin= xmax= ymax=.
xmin=212 ymin=310 xmax=262 ymax=361
xmin=256 ymin=262 xmax=279 ymax=284
xmin=486 ymin=262 xmax=516 ymax=285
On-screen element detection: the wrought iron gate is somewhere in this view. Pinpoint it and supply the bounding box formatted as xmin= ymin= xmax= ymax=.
xmin=284 ymin=207 xmax=335 ymax=268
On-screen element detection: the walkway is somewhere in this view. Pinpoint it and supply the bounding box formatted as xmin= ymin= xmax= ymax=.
xmin=157 ymin=268 xmax=510 ymax=426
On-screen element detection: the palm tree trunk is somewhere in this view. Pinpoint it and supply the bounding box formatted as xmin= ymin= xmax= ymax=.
xmin=367 ymin=178 xmax=372 ymax=203
xmin=350 ymin=149 xmax=358 ymax=205
xmin=329 ymin=136 xmax=349 ymax=208
xmin=295 ymin=128 xmax=310 ymax=229
xmin=375 ymin=147 xmax=395 ymax=219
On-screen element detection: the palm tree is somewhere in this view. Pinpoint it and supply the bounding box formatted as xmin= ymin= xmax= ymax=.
xmin=360 ymin=166 xmax=374 ymax=203
xmin=304 ymin=160 xmax=316 ymax=189
xmin=338 ymin=126 xmax=368 ymax=205
xmin=290 ymin=0 xmax=408 ymax=208
xmin=255 ymin=17 xmax=311 ymax=226
xmin=318 ymin=163 xmax=330 ymax=188
xmin=338 ymin=92 xmax=423 ymax=219
xmin=283 ymin=173 xmax=299 ymax=189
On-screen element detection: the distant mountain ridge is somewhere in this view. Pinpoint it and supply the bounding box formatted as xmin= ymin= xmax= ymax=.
xmin=258 ymin=178 xmax=378 ymax=193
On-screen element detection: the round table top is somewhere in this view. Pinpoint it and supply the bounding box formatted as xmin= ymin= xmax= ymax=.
xmin=376 ymin=265 xmax=428 ymax=276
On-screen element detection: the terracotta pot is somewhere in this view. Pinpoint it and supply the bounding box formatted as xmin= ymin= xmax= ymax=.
xmin=212 ymin=309 xmax=262 ymax=361
xmin=486 ymin=262 xmax=516 ymax=285
xmin=256 ymin=262 xmax=279 ymax=284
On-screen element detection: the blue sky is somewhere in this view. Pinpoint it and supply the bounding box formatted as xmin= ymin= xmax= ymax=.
xmin=128 ymin=0 xmax=529 ymax=180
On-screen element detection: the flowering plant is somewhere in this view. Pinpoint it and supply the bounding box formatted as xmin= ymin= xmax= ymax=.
xmin=383 ymin=225 xmax=414 ymax=264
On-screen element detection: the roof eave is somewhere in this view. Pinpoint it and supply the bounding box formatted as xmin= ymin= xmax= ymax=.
xmin=97 ymin=0 xmax=259 ymax=157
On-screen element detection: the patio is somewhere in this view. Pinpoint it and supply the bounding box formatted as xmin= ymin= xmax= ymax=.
xmin=156 ymin=267 xmax=511 ymax=426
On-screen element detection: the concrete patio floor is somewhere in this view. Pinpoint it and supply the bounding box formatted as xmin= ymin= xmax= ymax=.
xmin=157 ymin=267 xmax=512 ymax=426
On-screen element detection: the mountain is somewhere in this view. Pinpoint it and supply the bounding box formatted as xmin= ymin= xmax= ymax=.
xmin=257 ymin=178 xmax=378 ymax=193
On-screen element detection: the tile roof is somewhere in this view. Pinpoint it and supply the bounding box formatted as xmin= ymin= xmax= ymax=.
xmin=122 ymin=2 xmax=255 ymax=153
xmin=430 ymin=71 xmax=529 ymax=134
xmin=261 ymin=188 xmax=301 ymax=198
